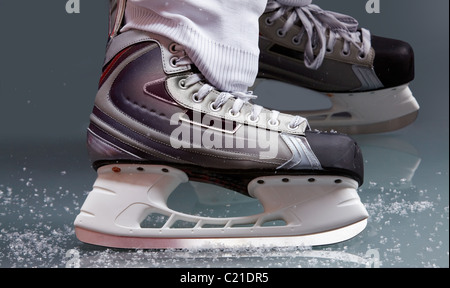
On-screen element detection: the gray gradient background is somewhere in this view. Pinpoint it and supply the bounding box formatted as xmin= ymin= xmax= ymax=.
xmin=0 ymin=0 xmax=448 ymax=267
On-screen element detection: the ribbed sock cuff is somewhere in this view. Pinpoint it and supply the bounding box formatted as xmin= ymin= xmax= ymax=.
xmin=122 ymin=2 xmax=259 ymax=92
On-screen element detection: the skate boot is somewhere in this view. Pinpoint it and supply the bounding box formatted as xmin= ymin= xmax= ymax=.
xmin=258 ymin=0 xmax=419 ymax=134
xmin=74 ymin=3 xmax=368 ymax=249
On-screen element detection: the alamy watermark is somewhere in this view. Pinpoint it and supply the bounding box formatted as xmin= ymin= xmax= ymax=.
xmin=366 ymin=0 xmax=381 ymax=14
xmin=66 ymin=0 xmax=80 ymax=14
xmin=168 ymin=105 xmax=280 ymax=160
xmin=65 ymin=249 xmax=81 ymax=268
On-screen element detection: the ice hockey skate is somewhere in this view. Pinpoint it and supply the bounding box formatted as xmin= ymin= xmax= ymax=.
xmin=257 ymin=0 xmax=420 ymax=134
xmin=74 ymin=1 xmax=368 ymax=249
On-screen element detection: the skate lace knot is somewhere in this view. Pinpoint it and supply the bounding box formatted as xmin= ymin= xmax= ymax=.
xmin=171 ymin=45 xmax=307 ymax=130
xmin=266 ymin=0 xmax=372 ymax=70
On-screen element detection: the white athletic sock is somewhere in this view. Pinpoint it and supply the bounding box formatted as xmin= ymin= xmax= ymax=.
xmin=122 ymin=0 xmax=267 ymax=93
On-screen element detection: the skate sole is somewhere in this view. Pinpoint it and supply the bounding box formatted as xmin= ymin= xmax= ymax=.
xmin=74 ymin=164 xmax=368 ymax=249
xmin=75 ymin=219 xmax=367 ymax=249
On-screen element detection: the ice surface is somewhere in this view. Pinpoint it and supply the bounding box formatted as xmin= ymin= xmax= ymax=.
xmin=0 ymin=163 xmax=448 ymax=267
xmin=0 ymin=139 xmax=448 ymax=267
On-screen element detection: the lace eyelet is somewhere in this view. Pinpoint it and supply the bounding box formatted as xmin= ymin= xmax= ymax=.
xmin=341 ymin=50 xmax=350 ymax=57
xmin=209 ymin=102 xmax=222 ymax=112
xmin=268 ymin=119 xmax=280 ymax=127
xmin=170 ymin=57 xmax=179 ymax=68
xmin=192 ymin=93 xmax=203 ymax=103
xmin=228 ymin=109 xmax=240 ymax=118
xmin=265 ymin=17 xmax=274 ymax=26
xmin=178 ymin=79 xmax=187 ymax=89
xmin=276 ymin=28 xmax=286 ymax=38
xmin=292 ymin=36 xmax=301 ymax=45
xmin=357 ymin=52 xmax=367 ymax=60
xmin=287 ymin=123 xmax=299 ymax=131
xmin=169 ymin=43 xmax=178 ymax=54
xmin=247 ymin=113 xmax=259 ymax=123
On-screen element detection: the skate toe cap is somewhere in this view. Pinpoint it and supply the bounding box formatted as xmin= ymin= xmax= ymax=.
xmin=305 ymin=131 xmax=364 ymax=186
xmin=372 ymin=35 xmax=415 ymax=88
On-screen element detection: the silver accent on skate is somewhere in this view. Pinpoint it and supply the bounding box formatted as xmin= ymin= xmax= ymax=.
xmin=75 ymin=164 xmax=368 ymax=249
xmin=87 ymin=128 xmax=144 ymax=161
xmin=108 ymin=0 xmax=127 ymax=39
xmin=278 ymin=134 xmax=322 ymax=170
xmin=104 ymin=30 xmax=154 ymax=66
xmin=104 ymin=30 xmax=193 ymax=75
xmin=352 ymin=65 xmax=384 ymax=91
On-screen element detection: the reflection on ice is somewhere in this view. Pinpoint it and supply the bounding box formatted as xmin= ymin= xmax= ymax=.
xmin=354 ymin=134 xmax=421 ymax=189
xmin=64 ymin=246 xmax=380 ymax=268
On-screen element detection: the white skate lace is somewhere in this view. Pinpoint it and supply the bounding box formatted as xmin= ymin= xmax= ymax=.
xmin=171 ymin=43 xmax=307 ymax=130
xmin=266 ymin=0 xmax=372 ymax=70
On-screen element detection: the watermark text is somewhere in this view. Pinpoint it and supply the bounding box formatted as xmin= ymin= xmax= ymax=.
xmin=366 ymin=0 xmax=380 ymax=14
xmin=169 ymin=107 xmax=279 ymax=160
xmin=66 ymin=0 xmax=80 ymax=14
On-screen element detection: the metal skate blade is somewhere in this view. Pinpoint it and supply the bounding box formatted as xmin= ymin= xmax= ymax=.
xmin=75 ymin=219 xmax=367 ymax=250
